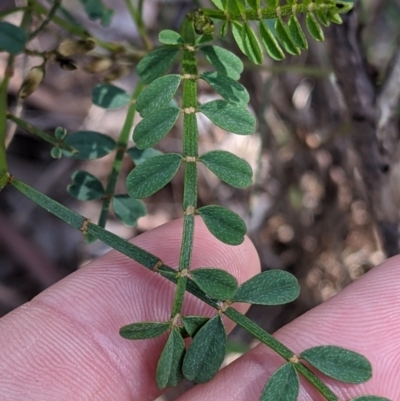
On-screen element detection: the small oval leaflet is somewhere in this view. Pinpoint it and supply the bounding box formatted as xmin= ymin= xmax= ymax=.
xmin=92 ymin=84 xmax=130 ymax=109
xmin=260 ymin=363 xmax=299 ymax=401
xmin=120 ymin=321 xmax=170 ymax=340
xmin=300 ymin=345 xmax=372 ymax=384
xmin=200 ymin=45 xmax=243 ymax=81
xmin=242 ymin=22 xmax=264 ymax=65
xmin=156 ymin=329 xmax=185 ymax=389
xmin=133 ymin=106 xmax=180 ymax=149
xmin=0 ymin=21 xmax=28 ymax=55
xmin=306 ymin=12 xmax=325 ymax=42
xmin=127 ymin=147 xmax=163 ymax=165
xmin=197 ymin=205 xmax=247 ymax=245
xmin=199 ymin=150 xmax=252 ymax=188
xmin=231 ymin=270 xmax=299 ymax=305
xmin=316 ymin=8 xmax=330 ymax=27
xmin=112 ymin=194 xmax=146 ymax=227
xmin=199 ymin=100 xmax=255 ymax=135
xmin=67 ymin=170 xmax=105 ymax=201
xmin=288 ymin=15 xmax=308 ymax=50
xmin=191 ymin=268 xmax=238 ymax=300
xmin=63 ymin=131 xmax=116 ymax=159
xmin=275 ymin=18 xmax=300 ymax=56
xmin=136 ymin=47 xmax=180 ymax=84
xmin=158 ymin=29 xmax=184 ymax=45
xmin=258 ymin=21 xmax=285 ymax=61
xmin=182 ymin=315 xmax=226 ymax=383
xmin=231 ymin=21 xmax=246 ymax=55
xmin=126 ymin=153 xmax=182 ymax=199
xmin=181 ymin=316 xmax=209 ymax=337
xmin=136 ymin=74 xmax=181 ymax=117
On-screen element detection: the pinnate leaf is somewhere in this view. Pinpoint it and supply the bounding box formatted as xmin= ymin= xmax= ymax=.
xmin=300 ymin=345 xmax=372 ymax=383
xmin=232 ymin=270 xmax=299 ymax=305
xmin=0 ymin=22 xmax=28 ymax=55
xmin=200 ymin=150 xmax=252 ymax=188
xmin=112 ymin=194 xmax=146 ymax=227
xmin=158 ymin=30 xmax=183 ymax=45
xmin=92 ymin=84 xmax=130 ymax=109
xmin=127 ymin=147 xmax=162 ymax=165
xmin=242 ymin=22 xmax=263 ymax=65
xmin=120 ymin=322 xmax=170 ymax=339
xmin=258 ymin=22 xmax=285 ymax=61
xmin=260 ymin=363 xmax=299 ymax=401
xmin=306 ymin=12 xmax=324 ymax=41
xmin=126 ymin=153 xmax=182 ymax=198
xmin=199 ymin=100 xmax=255 ymax=135
xmin=191 ymin=268 xmax=238 ymax=300
xmin=182 ymin=315 xmax=226 ymax=383
xmin=181 ymin=316 xmax=209 ymax=337
xmin=68 ymin=170 xmax=104 ymax=201
xmin=197 ymin=205 xmax=247 ymax=245
xmin=288 ymin=15 xmax=308 ymax=50
xmin=275 ymin=18 xmax=300 ymax=56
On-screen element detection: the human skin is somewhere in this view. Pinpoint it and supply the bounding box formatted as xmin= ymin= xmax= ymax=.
xmin=0 ymin=217 xmax=399 ymax=400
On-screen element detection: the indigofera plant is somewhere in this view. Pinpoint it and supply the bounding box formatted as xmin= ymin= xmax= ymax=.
xmin=0 ymin=0 xmax=392 ymax=400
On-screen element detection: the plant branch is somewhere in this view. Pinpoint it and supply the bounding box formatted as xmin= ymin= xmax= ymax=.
xmin=29 ymin=0 xmax=62 ymax=39
xmin=124 ymin=0 xmax=152 ymax=51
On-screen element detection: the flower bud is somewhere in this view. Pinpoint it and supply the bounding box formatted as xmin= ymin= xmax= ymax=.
xmin=19 ymin=65 xmax=45 ymax=99
xmin=56 ymin=38 xmax=96 ymax=57
xmin=84 ymin=56 xmax=113 ymax=73
xmin=57 ymin=57 xmax=78 ymax=71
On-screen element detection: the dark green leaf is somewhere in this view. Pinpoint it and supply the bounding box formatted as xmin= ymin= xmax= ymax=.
xmin=199 ymin=100 xmax=255 ymax=135
xmin=55 ymin=127 xmax=68 ymax=140
xmin=197 ymin=205 xmax=247 ymax=245
xmin=300 ymin=345 xmax=372 ymax=383
xmin=126 ymin=153 xmax=182 ymax=198
xmin=133 ymin=107 xmax=180 ymax=149
xmin=258 ymin=22 xmax=285 ymax=61
xmin=200 ymin=72 xmax=249 ymax=105
xmin=127 ymin=147 xmax=163 ymax=165
xmin=191 ymin=268 xmax=238 ymax=300
xmin=231 ymin=21 xmax=246 ymax=55
xmin=158 ymin=30 xmax=183 ymax=45
xmin=112 ymin=195 xmax=146 ymax=226
xmin=316 ymin=9 xmax=330 ymax=27
xmin=63 ymin=131 xmax=116 ymax=159
xmin=199 ymin=150 xmax=252 ymax=188
xmin=306 ymin=12 xmax=324 ymax=41
xmin=226 ymin=0 xmax=243 ymax=14
xmin=92 ymin=84 xmax=130 ymax=109
xmin=200 ymin=46 xmax=243 ymax=81
xmin=211 ymin=0 xmax=226 ymax=10
xmin=242 ymin=22 xmax=263 ymax=65
xmin=246 ymin=0 xmax=260 ymax=10
xmin=50 ymin=147 xmax=62 ymax=159
xmin=120 ymin=322 xmax=170 ymax=339
xmin=136 ymin=47 xmax=179 ymax=84
xmin=350 ymin=397 xmax=391 ymax=401
xmin=67 ymin=170 xmax=105 ymax=201
xmin=0 ymin=21 xmax=28 ymax=55
xmin=195 ymin=35 xmax=214 ymax=45
xmin=78 ymin=0 xmax=113 ymax=26
xmin=260 ymin=363 xmax=299 ymax=401
xmin=232 ymin=270 xmax=299 ymax=305
xmin=156 ymin=330 xmax=185 ymax=389
xmin=136 ymin=74 xmax=181 ymax=117
xmin=275 ymin=18 xmax=300 ymax=55
xmin=181 ymin=316 xmax=209 ymax=337
xmin=182 ymin=315 xmax=226 ymax=383
xmin=288 ymin=15 xmax=308 ymax=50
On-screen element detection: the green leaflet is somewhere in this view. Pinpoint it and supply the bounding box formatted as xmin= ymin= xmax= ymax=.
xmin=126 ymin=153 xmax=182 ymax=199
xmin=0 ymin=21 xmax=28 ymax=55
xmin=78 ymin=0 xmax=113 ymax=26
xmin=258 ymin=22 xmax=285 ymax=61
xmin=133 ymin=106 xmax=180 ymax=149
xmin=181 ymin=316 xmax=209 ymax=337
xmin=92 ymin=84 xmax=130 ymax=109
xmin=136 ymin=47 xmax=179 ymax=84
xmin=191 ymin=268 xmax=238 ymax=300
xmin=127 ymin=147 xmax=163 ymax=165
xmin=200 ymin=45 xmax=243 ymax=81
xmin=300 ymin=345 xmax=372 ymax=384
xmin=242 ymin=22 xmax=263 ymax=65
xmin=246 ymin=0 xmax=260 ymax=10
xmin=350 ymin=397 xmax=391 ymax=401
xmin=158 ymin=30 xmax=183 ymax=45
xmin=210 ymin=0 xmax=226 ymax=10
xmin=55 ymin=127 xmax=68 ymax=141
xmin=260 ymin=363 xmax=299 ymax=401
xmin=199 ymin=150 xmax=252 ymax=188
xmin=119 ymin=321 xmax=170 ymax=339
xmin=275 ymin=18 xmax=300 ymax=56
xmin=328 ymin=10 xmax=343 ymax=24
xmin=287 ymin=15 xmax=308 ymax=51
xmin=156 ymin=330 xmax=185 ymax=389
xmin=200 ymin=72 xmax=250 ymax=105
xmin=136 ymin=75 xmax=181 ymax=117
xmin=50 ymin=147 xmax=62 ymax=159
xmin=112 ymin=194 xmax=146 ymax=227
xmin=231 ymin=21 xmax=246 ymax=55
xmin=226 ymin=0 xmax=243 ymax=15
xmin=199 ymin=100 xmax=255 ymax=135
xmin=63 ymin=131 xmax=116 ymax=159
xmin=67 ymin=170 xmax=105 ymax=201
xmin=231 ymin=270 xmax=299 ymax=305
xmin=197 ymin=205 xmax=247 ymax=245
xmin=316 ymin=8 xmax=330 ymax=27
xmin=306 ymin=12 xmax=324 ymax=42
xmin=195 ymin=35 xmax=214 ymax=46
xmin=182 ymin=315 xmax=226 ymax=383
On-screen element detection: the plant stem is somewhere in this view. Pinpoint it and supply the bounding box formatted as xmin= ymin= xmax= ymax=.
xmin=29 ymin=0 xmax=62 ymax=39
xmin=124 ymin=0 xmax=152 ymax=51
xmin=97 ymin=83 xmax=144 ymax=228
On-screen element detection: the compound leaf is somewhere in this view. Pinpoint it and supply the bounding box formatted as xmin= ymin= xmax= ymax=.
xmin=182 ymin=315 xmax=226 ymax=383
xmin=0 ymin=21 xmax=28 ymax=55
xmin=127 ymin=147 xmax=163 ymax=165
xmin=158 ymin=30 xmax=183 ymax=45
xmin=181 ymin=316 xmax=209 ymax=337
xmin=191 ymin=268 xmax=238 ymax=300
xmin=197 ymin=205 xmax=247 ymax=245
xmin=242 ymin=22 xmax=263 ymax=65
xmin=120 ymin=322 xmax=170 ymax=339
xmin=300 ymin=345 xmax=372 ymax=383
xmin=126 ymin=153 xmax=182 ymax=198
xmin=199 ymin=150 xmax=252 ymax=188
xmin=68 ymin=170 xmax=105 ymax=201
xmin=112 ymin=194 xmax=146 ymax=227
xmin=306 ymin=12 xmax=324 ymax=41
xmin=288 ymin=15 xmax=308 ymax=50
xmin=92 ymin=84 xmax=130 ymax=109
xmin=258 ymin=21 xmax=285 ymax=61
xmin=199 ymin=100 xmax=255 ymax=135
xmin=232 ymin=270 xmax=299 ymax=305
